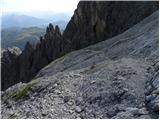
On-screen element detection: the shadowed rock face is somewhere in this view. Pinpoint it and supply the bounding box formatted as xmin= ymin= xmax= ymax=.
xmin=1 ymin=47 xmax=22 ymax=90
xmin=1 ymin=1 xmax=158 ymax=90
xmin=63 ymin=1 xmax=159 ymax=51
xmin=18 ymin=24 xmax=63 ymax=83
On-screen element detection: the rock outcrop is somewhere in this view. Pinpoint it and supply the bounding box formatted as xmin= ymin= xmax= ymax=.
xmin=1 ymin=1 xmax=158 ymax=91
xmin=1 ymin=47 xmax=22 ymax=90
xmin=19 ymin=42 xmax=34 ymax=83
xmin=18 ymin=24 xmax=63 ymax=83
xmin=1 ymin=10 xmax=159 ymax=119
xmin=145 ymin=58 xmax=159 ymax=118
xmin=63 ymin=1 xmax=158 ymax=51
xmin=1 ymin=24 xmax=63 ymax=90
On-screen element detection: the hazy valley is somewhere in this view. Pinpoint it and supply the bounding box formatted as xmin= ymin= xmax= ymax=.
xmin=1 ymin=14 xmax=68 ymax=50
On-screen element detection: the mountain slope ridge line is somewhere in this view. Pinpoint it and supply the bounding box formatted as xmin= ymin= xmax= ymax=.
xmin=1 ymin=1 xmax=158 ymax=91
xmin=1 ymin=9 xmax=159 ymax=119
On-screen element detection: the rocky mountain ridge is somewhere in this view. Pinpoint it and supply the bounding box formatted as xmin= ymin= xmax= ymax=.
xmin=1 ymin=1 xmax=158 ymax=90
xmin=1 ymin=10 xmax=159 ymax=119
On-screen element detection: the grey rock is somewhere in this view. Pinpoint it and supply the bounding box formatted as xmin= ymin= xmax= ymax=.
xmin=76 ymin=97 xmax=83 ymax=105
xmin=149 ymin=96 xmax=159 ymax=112
xmin=106 ymin=107 xmax=119 ymax=118
xmin=125 ymin=107 xmax=139 ymax=116
xmin=75 ymin=106 xmax=82 ymax=113
xmin=146 ymin=95 xmax=154 ymax=102
xmin=67 ymin=101 xmax=74 ymax=106
xmin=41 ymin=111 xmax=47 ymax=116
xmin=63 ymin=96 xmax=70 ymax=103
xmin=138 ymin=108 xmax=149 ymax=115
xmin=112 ymin=111 xmax=134 ymax=119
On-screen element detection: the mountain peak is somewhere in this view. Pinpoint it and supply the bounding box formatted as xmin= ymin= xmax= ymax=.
xmin=24 ymin=41 xmax=33 ymax=50
xmin=55 ymin=25 xmax=61 ymax=35
xmin=46 ymin=23 xmax=54 ymax=33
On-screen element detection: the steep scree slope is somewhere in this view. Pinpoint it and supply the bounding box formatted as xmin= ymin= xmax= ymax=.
xmin=1 ymin=10 xmax=159 ymax=119
xmin=1 ymin=1 xmax=158 ymax=90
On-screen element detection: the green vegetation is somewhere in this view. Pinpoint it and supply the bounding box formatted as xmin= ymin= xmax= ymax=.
xmin=8 ymin=113 xmax=17 ymax=119
xmin=1 ymin=27 xmax=45 ymax=50
xmin=11 ymin=82 xmax=36 ymax=100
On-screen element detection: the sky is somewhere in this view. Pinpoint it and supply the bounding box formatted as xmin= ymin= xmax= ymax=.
xmin=1 ymin=0 xmax=79 ymax=17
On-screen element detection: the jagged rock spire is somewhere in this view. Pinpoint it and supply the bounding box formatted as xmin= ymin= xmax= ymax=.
xmin=46 ymin=23 xmax=54 ymax=33
xmin=49 ymin=23 xmax=54 ymax=30
xmin=24 ymin=41 xmax=33 ymax=51
xmin=55 ymin=25 xmax=61 ymax=35
xmin=40 ymin=36 xmax=43 ymax=42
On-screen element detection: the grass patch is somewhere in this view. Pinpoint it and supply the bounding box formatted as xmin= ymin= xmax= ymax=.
xmin=8 ymin=113 xmax=17 ymax=119
xmin=11 ymin=82 xmax=36 ymax=100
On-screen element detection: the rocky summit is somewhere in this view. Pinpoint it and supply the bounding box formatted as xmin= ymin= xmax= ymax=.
xmin=1 ymin=1 xmax=158 ymax=90
xmin=1 ymin=6 xmax=159 ymax=119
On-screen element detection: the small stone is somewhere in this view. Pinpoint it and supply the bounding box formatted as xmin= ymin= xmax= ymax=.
xmin=91 ymin=80 xmax=96 ymax=84
xmin=153 ymin=104 xmax=159 ymax=112
xmin=146 ymin=95 xmax=153 ymax=102
xmin=118 ymin=76 xmax=126 ymax=80
xmin=152 ymin=89 xmax=159 ymax=95
xmin=107 ymin=107 xmax=119 ymax=118
xmin=54 ymin=83 xmax=58 ymax=87
xmin=76 ymin=97 xmax=83 ymax=105
xmin=63 ymin=107 xmax=67 ymax=111
xmin=63 ymin=96 xmax=70 ymax=103
xmin=73 ymin=83 xmax=78 ymax=87
xmin=144 ymin=89 xmax=150 ymax=95
xmin=112 ymin=111 xmax=133 ymax=119
xmin=149 ymin=96 xmax=159 ymax=112
xmin=55 ymin=90 xmax=61 ymax=94
xmin=75 ymin=106 xmax=82 ymax=113
xmin=76 ymin=117 xmax=81 ymax=119
xmin=42 ymin=112 xmax=47 ymax=116
xmin=67 ymin=101 xmax=73 ymax=106
xmin=7 ymin=105 xmax=12 ymax=108
xmin=68 ymin=110 xmax=74 ymax=114
xmin=30 ymin=96 xmax=34 ymax=100
xmin=123 ymin=88 xmax=129 ymax=92
xmin=125 ymin=107 xmax=139 ymax=115
xmin=138 ymin=108 xmax=148 ymax=115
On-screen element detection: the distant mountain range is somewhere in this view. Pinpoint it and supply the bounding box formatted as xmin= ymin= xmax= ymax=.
xmin=1 ymin=13 xmax=69 ymax=49
xmin=2 ymin=14 xmax=48 ymax=28
xmin=1 ymin=14 xmax=69 ymax=29
xmin=1 ymin=27 xmax=46 ymax=50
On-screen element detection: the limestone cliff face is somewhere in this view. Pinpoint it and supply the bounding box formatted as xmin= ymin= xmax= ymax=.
xmin=1 ymin=1 xmax=158 ymax=90
xmin=63 ymin=1 xmax=158 ymax=51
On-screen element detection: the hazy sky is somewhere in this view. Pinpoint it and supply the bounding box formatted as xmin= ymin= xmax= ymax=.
xmin=1 ymin=0 xmax=79 ymax=16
